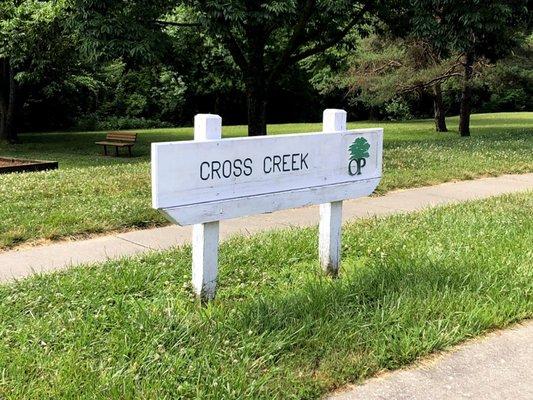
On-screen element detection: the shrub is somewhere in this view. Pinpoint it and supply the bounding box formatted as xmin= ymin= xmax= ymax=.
xmin=384 ymin=98 xmax=413 ymax=121
xmin=74 ymin=115 xmax=172 ymax=131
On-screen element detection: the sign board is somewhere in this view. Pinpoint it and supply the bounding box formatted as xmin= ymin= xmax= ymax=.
xmin=152 ymin=129 xmax=382 ymax=225
xmin=152 ymin=110 xmax=383 ymax=301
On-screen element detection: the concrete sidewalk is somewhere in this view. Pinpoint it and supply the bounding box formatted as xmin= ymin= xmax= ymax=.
xmin=1 ymin=173 xmax=531 ymax=282
xmin=328 ymin=321 xmax=533 ymax=400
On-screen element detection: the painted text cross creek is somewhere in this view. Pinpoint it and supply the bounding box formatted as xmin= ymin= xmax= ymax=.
xmin=152 ymin=109 xmax=383 ymax=300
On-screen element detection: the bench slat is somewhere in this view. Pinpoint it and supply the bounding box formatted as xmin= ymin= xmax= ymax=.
xmin=106 ymin=138 xmax=136 ymax=142
xmin=106 ymin=132 xmax=137 ymax=142
xmin=107 ymin=133 xmax=137 ymax=137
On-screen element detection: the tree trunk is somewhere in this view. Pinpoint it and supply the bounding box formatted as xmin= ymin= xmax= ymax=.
xmin=432 ymin=83 xmax=447 ymax=132
xmin=0 ymin=58 xmax=17 ymax=143
xmin=246 ymin=78 xmax=267 ymax=136
xmin=244 ymin=13 xmax=268 ymax=137
xmin=459 ymin=52 xmax=474 ymax=137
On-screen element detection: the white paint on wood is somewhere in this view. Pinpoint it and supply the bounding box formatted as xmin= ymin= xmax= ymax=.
xmin=192 ymin=221 xmax=219 ymax=300
xmin=323 ymin=108 xmax=347 ymax=133
xmin=162 ymin=178 xmax=380 ymax=225
xmin=191 ymin=114 xmax=221 ymax=300
xmin=319 ymin=201 xmax=343 ymax=276
xmin=194 ymin=113 xmax=222 ymax=140
xmin=152 ymin=129 xmax=383 ymax=220
xmin=319 ymin=109 xmax=347 ymax=275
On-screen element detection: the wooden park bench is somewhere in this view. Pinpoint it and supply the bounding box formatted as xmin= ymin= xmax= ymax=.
xmin=95 ymin=132 xmax=137 ymax=157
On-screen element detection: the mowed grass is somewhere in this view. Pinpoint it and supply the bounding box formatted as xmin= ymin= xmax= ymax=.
xmin=0 ymin=112 xmax=532 ymax=249
xmin=0 ymin=192 xmax=532 ymax=399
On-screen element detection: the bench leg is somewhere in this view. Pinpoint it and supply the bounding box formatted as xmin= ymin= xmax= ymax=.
xmin=115 ymin=146 xmax=119 ymax=157
xmin=103 ymin=145 xmax=107 ymax=156
xmin=128 ymin=146 xmax=132 ymax=157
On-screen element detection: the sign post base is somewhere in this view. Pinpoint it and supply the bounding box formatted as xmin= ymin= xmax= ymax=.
xmin=319 ymin=201 xmax=343 ymax=277
xmin=192 ymin=221 xmax=219 ymax=301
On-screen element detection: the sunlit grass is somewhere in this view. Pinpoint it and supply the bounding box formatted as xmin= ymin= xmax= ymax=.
xmin=0 ymin=192 xmax=531 ymax=399
xmin=0 ymin=112 xmax=531 ymax=249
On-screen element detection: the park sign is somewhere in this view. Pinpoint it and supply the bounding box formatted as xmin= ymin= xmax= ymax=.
xmin=152 ymin=115 xmax=382 ymax=224
xmin=152 ymin=110 xmax=383 ymax=300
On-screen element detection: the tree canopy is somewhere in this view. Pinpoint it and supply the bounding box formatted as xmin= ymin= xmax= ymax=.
xmin=72 ymin=0 xmax=377 ymax=135
xmin=387 ymin=0 xmax=530 ymax=135
xmin=1 ymin=0 xmax=74 ymax=142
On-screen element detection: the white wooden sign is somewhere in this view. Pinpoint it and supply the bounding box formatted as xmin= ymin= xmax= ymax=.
xmin=152 ymin=110 xmax=383 ymax=300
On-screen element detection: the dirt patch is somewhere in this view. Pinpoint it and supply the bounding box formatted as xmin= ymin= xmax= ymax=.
xmin=0 ymin=158 xmax=34 ymax=167
xmin=0 ymin=157 xmax=58 ymax=174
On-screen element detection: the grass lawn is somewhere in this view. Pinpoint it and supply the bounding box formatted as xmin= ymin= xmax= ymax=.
xmin=0 ymin=192 xmax=531 ymax=399
xmin=0 ymin=111 xmax=531 ymax=249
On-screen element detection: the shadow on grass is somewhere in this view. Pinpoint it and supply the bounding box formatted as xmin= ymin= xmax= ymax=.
xmin=206 ymin=254 xmax=530 ymax=397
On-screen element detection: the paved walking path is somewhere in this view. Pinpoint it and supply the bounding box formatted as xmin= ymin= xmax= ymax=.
xmin=1 ymin=173 xmax=531 ymax=282
xmin=328 ymin=320 xmax=533 ymax=400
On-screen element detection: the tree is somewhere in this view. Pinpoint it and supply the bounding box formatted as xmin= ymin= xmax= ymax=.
xmin=0 ymin=0 xmax=71 ymax=142
xmin=0 ymin=56 xmax=15 ymax=142
xmin=0 ymin=1 xmax=22 ymax=143
xmin=479 ymin=36 xmax=533 ymax=112
xmin=73 ymin=0 xmax=377 ymax=136
xmin=346 ymin=36 xmax=469 ymax=131
xmin=406 ymin=0 xmax=529 ymax=136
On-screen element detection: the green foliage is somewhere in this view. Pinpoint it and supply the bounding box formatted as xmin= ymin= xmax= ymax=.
xmin=384 ymin=98 xmax=413 ymax=121
xmin=406 ymin=0 xmax=529 ymax=59
xmin=70 ymin=0 xmax=175 ymax=63
xmin=340 ymin=20 xmax=531 ymax=121
xmin=436 ymin=37 xmax=533 ymax=116
xmin=1 ymin=0 xmax=531 ymax=134
xmin=349 ymin=137 xmax=370 ymax=160
xmin=0 ymin=192 xmax=531 ymax=398
xmin=345 ymin=35 xmax=461 ymax=104
xmin=0 ymin=0 xmax=67 ymax=65
xmin=155 ymin=70 xmax=188 ymax=120
xmin=69 ymin=0 xmax=374 ymax=81
xmin=0 ymin=0 xmax=103 ymax=134
xmin=71 ymin=0 xmax=381 ymax=134
xmin=480 ymin=38 xmax=533 ymax=112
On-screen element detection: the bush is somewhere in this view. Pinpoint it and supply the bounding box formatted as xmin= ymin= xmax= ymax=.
xmin=384 ymin=98 xmax=413 ymax=121
xmin=483 ymin=88 xmax=531 ymax=113
xmin=74 ymin=115 xmax=172 ymax=131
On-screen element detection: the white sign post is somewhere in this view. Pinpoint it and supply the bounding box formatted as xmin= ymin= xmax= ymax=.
xmin=191 ymin=114 xmax=221 ymax=300
xmin=152 ymin=109 xmax=383 ymax=301
xmin=320 ymin=109 xmax=346 ymax=276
